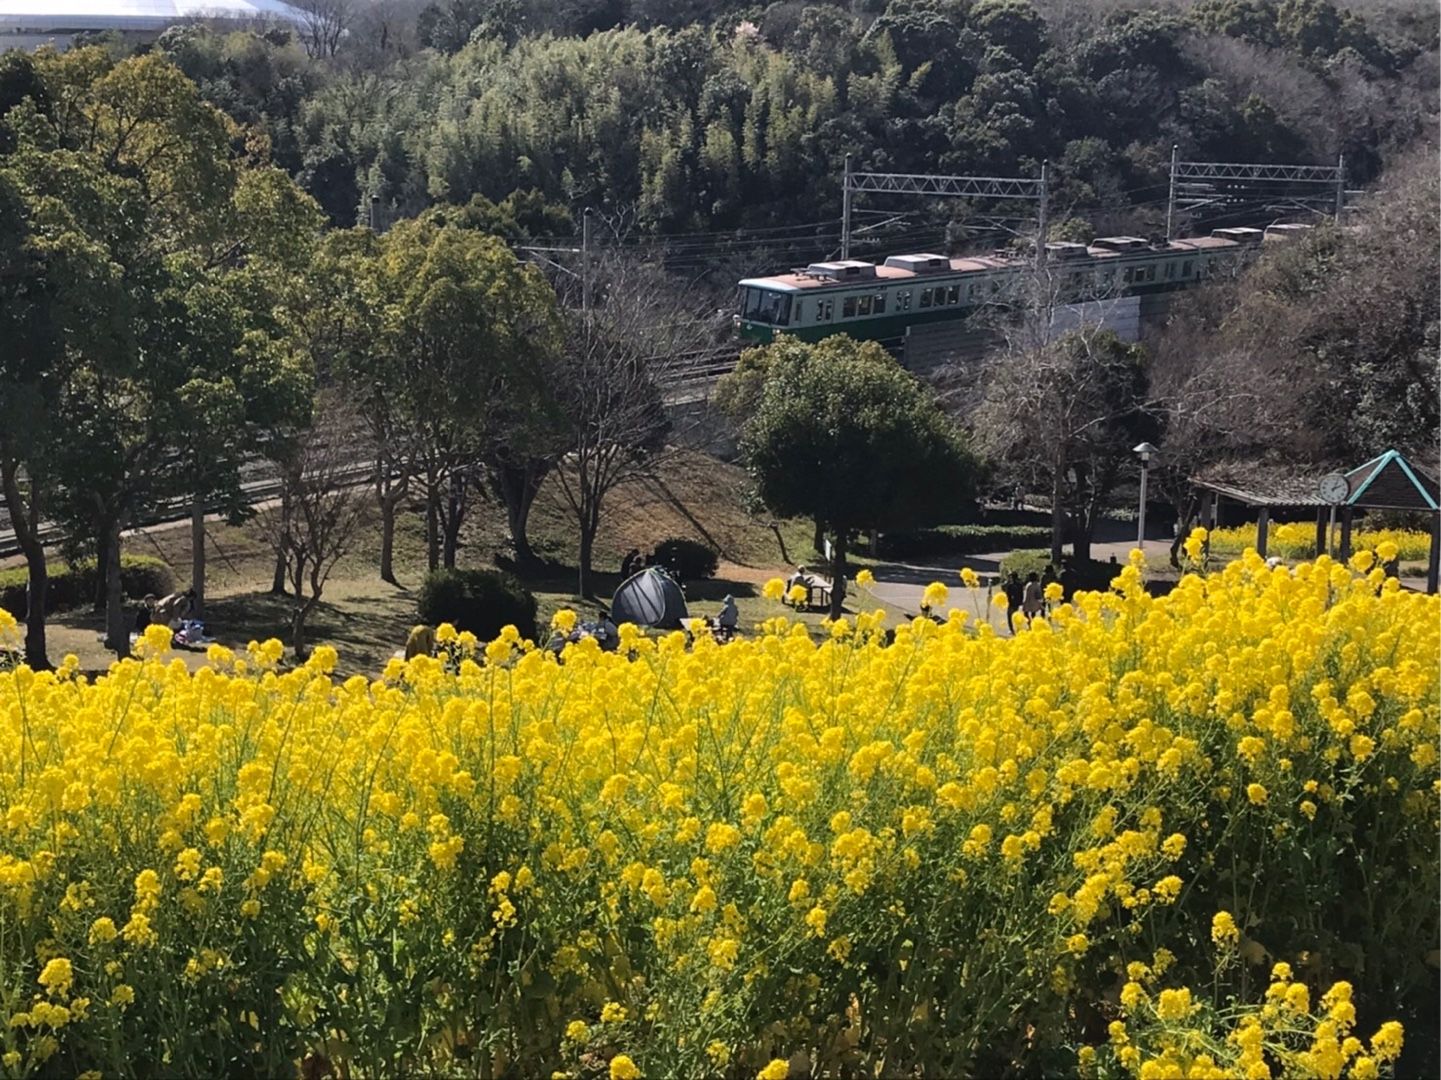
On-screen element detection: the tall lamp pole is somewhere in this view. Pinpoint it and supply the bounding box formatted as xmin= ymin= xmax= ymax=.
xmin=1134 ymin=443 xmax=1159 ymax=551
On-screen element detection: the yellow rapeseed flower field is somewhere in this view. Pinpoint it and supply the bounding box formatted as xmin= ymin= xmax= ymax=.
xmin=1207 ymin=523 xmax=1432 ymax=563
xmin=0 ymin=550 xmax=1435 ymax=1079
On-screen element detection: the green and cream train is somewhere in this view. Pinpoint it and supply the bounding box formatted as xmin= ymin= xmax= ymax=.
xmin=735 ymin=224 xmax=1311 ymax=345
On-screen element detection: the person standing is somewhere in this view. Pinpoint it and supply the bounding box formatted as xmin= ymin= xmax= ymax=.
xmin=1022 ymin=572 xmax=1044 ymax=620
xmin=620 ymin=548 xmax=642 ymax=580
xmin=1004 ymin=572 xmax=1024 ymax=625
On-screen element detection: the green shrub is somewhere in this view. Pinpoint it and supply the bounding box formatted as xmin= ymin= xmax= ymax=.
xmin=880 ymin=525 xmax=1051 ymax=560
xmin=0 ymin=556 xmax=175 ymax=617
xmin=998 ymin=549 xmax=1056 ymax=582
xmin=997 ymin=551 xmax=1118 ymax=598
xmin=418 ymin=568 xmax=538 ymax=643
xmin=649 ymin=538 xmax=719 ymax=581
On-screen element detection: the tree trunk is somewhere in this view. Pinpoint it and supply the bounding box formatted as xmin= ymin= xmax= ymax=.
xmin=271 ymin=486 xmax=290 ymax=594
xmin=491 ymin=459 xmax=546 ymax=567
xmin=94 ymin=522 xmax=111 ymax=611
xmin=578 ymin=504 xmax=598 ymax=599
xmin=0 ymin=460 xmax=49 ymax=669
xmin=828 ymin=530 xmax=848 ymax=620
xmin=377 ymin=455 xmax=407 ymax=585
xmin=506 ymin=490 xmax=536 ymax=566
xmin=425 ymin=489 xmax=440 ymax=572
xmin=191 ymin=494 xmax=206 ymax=618
xmin=291 ymin=595 xmax=314 ymax=660
xmin=379 ymin=493 xmax=399 ymax=584
xmin=1170 ymin=494 xmax=1198 ymax=568
xmin=1074 ymin=500 xmax=1094 ymax=565
xmin=103 ymin=517 xmax=128 ymax=657
xmin=22 ymin=553 xmax=49 ymax=669
xmin=1049 ymin=469 xmax=1066 ymax=568
xmin=812 ymin=519 xmax=826 ymax=558
xmin=441 ymin=472 xmax=466 ymax=570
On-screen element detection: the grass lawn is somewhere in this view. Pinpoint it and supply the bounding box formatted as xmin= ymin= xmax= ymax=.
xmin=24 ymin=450 xmax=839 ymax=678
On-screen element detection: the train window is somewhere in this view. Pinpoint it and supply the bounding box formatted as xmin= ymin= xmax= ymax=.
xmin=899 ymin=291 xmax=912 ymax=310
xmin=818 ymin=299 xmax=833 ymax=321
xmin=1164 ymin=261 xmax=1175 ymax=280
xmin=873 ymin=292 xmax=887 ymax=314
xmin=947 ymin=285 xmax=959 ymax=305
xmin=1122 ymin=268 xmax=1134 ymax=284
xmin=919 ymin=288 xmax=932 ymax=308
xmin=1181 ymin=259 xmax=1193 ymax=278
xmin=843 ymin=296 xmax=857 ymax=318
xmin=857 ymin=294 xmax=872 ymax=316
xmin=742 ymin=288 xmax=791 ymax=325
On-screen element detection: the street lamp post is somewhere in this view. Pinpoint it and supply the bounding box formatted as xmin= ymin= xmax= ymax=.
xmin=1134 ymin=443 xmax=1159 ymax=551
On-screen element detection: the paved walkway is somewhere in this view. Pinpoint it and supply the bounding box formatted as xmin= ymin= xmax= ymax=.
xmin=859 ymin=552 xmax=1018 ymax=632
xmin=857 ymin=542 xmax=1431 ymax=626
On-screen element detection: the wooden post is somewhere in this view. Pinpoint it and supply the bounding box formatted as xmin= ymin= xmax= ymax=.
xmin=1255 ymin=507 xmax=1269 ymax=558
xmin=1428 ymin=513 xmax=1440 ymax=595
xmin=1201 ymin=491 xmax=1216 ymax=559
xmin=1339 ymin=506 xmax=1354 ymax=562
xmin=1314 ymin=508 xmax=1327 ymax=557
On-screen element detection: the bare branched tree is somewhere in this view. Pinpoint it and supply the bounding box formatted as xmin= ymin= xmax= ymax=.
xmin=292 ymin=0 xmax=352 ymax=58
xmin=970 ymin=304 xmax=1158 ymax=565
xmin=254 ymin=408 xmax=367 ymax=658
xmin=548 ymin=250 xmax=712 ymax=596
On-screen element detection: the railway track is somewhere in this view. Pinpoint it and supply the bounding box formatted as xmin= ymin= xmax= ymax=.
xmin=0 ymin=349 xmax=749 ymax=560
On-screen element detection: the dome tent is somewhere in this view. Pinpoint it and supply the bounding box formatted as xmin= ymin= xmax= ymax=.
xmin=610 ymin=568 xmax=689 ymax=631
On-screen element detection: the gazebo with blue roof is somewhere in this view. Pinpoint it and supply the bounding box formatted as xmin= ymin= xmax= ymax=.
xmin=1191 ymin=448 xmax=1440 ymax=594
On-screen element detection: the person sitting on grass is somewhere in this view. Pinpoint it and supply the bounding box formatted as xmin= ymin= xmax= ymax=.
xmin=716 ymin=595 xmax=739 ymax=634
xmin=147 ymin=588 xmax=195 ymax=629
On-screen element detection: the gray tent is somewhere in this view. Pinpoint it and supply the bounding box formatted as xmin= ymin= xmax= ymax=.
xmin=611 ymin=568 xmax=689 ymax=629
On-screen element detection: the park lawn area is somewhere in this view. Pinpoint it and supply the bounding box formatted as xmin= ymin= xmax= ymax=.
xmin=34 ymin=449 xmax=834 ymax=678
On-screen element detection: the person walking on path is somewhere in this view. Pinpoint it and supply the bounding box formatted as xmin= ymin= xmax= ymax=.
xmin=1021 ymin=572 xmax=1044 ymax=621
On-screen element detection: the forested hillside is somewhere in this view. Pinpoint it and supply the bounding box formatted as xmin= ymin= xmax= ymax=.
xmin=80 ymin=0 xmax=1439 ymax=241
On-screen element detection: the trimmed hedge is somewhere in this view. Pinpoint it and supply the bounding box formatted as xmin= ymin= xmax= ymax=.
xmin=417 ymin=568 xmax=538 ymax=644
xmin=0 ymin=556 xmax=175 ymax=618
xmin=880 ymin=525 xmax=1051 ymax=560
xmin=650 ymin=538 xmax=719 ymax=581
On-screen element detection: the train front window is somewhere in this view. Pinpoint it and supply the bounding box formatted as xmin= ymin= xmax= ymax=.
xmin=742 ymin=287 xmax=792 ymax=325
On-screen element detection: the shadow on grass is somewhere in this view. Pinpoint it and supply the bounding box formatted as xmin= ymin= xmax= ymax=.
xmin=205 ymin=589 xmax=416 ymax=673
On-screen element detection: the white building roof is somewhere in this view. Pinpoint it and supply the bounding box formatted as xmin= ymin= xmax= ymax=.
xmin=0 ymin=0 xmax=307 ymax=32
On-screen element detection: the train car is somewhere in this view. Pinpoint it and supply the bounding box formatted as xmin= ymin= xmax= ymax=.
xmin=735 ymin=224 xmax=1309 ymax=346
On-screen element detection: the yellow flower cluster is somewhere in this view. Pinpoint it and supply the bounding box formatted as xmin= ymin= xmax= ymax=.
xmin=1207 ymin=523 xmax=1431 ymax=563
xmin=1101 ymin=962 xmax=1408 ymax=1080
xmin=0 ymin=551 xmax=1433 ymax=1077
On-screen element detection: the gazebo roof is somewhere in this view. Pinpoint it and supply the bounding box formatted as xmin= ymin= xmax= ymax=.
xmin=1343 ymin=450 xmax=1439 ymax=511
xmin=1193 ymin=449 xmax=1440 ymax=512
